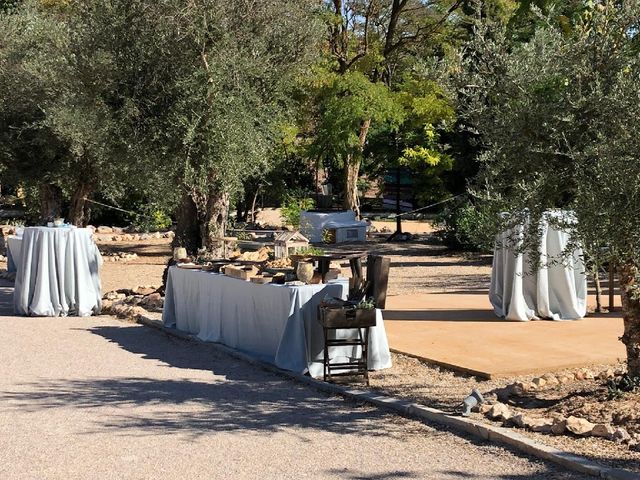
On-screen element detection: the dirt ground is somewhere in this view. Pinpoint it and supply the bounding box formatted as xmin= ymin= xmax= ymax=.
xmin=94 ymin=228 xmax=639 ymax=473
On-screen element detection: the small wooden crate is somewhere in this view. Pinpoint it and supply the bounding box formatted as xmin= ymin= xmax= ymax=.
xmin=319 ymin=306 xmax=376 ymax=328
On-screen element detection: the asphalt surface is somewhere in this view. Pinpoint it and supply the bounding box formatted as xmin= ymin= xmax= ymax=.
xmin=0 ymin=281 xmax=584 ymax=479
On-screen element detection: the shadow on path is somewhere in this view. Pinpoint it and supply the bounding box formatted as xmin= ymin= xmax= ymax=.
xmin=0 ymin=279 xmax=14 ymax=316
xmin=1 ymin=324 xmax=434 ymax=441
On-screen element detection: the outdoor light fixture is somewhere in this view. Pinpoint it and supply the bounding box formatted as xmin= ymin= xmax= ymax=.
xmin=460 ymin=389 xmax=484 ymax=417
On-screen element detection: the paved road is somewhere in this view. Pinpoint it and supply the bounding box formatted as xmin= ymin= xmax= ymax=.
xmin=0 ymin=283 xmax=581 ymax=479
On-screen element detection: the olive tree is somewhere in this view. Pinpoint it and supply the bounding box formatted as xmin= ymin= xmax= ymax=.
xmin=92 ymin=0 xmax=323 ymax=253
xmin=461 ymin=2 xmax=640 ymax=374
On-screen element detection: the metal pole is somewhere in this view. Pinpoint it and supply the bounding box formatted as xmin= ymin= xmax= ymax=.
xmin=609 ymin=262 xmax=615 ymax=311
xmin=395 ymin=166 xmax=402 ymax=234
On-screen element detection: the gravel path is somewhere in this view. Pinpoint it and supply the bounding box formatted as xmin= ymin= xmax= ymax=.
xmin=0 ymin=284 xmax=581 ymax=480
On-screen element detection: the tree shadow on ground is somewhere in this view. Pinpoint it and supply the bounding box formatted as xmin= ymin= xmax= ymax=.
xmin=0 ymin=324 xmax=433 ymax=441
xmin=0 ymin=320 xmax=603 ymax=478
xmin=0 ymin=279 xmax=14 ymax=315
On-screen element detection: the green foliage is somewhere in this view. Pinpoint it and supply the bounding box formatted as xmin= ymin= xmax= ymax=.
xmin=436 ymin=200 xmax=492 ymax=252
xmin=281 ymin=192 xmax=315 ymax=228
xmin=365 ymin=68 xmax=457 ymax=206
xmin=311 ymin=70 xmax=404 ymax=163
xmin=607 ymin=374 xmax=640 ymax=400
xmin=131 ymin=204 xmax=172 ymax=233
xmin=296 ymin=246 xmax=324 ymax=256
xmin=460 ymin=1 xmax=640 ymax=266
xmin=356 ymin=297 xmax=375 ymax=310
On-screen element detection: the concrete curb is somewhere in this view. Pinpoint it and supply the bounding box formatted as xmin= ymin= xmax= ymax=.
xmin=133 ymin=314 xmax=635 ymax=480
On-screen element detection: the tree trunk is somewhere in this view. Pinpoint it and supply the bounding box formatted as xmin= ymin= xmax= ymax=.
xmin=343 ymin=155 xmax=361 ymax=217
xmin=201 ymin=189 xmax=230 ymax=256
xmin=38 ymin=183 xmax=63 ymax=223
xmin=68 ymin=183 xmax=92 ymax=226
xmin=173 ymin=191 xmax=201 ymax=255
xmin=342 ymin=118 xmax=371 ymax=218
xmin=593 ymin=267 xmax=604 ymax=313
xmin=618 ymin=263 xmax=640 ymax=376
xmin=249 ymin=187 xmax=260 ymax=224
xmin=236 ymin=199 xmax=247 ymax=223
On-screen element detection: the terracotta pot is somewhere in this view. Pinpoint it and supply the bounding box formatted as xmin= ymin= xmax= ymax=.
xmin=296 ymin=261 xmax=314 ymax=284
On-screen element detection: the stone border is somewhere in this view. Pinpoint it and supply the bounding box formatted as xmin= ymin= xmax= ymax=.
xmin=132 ymin=313 xmax=635 ymax=480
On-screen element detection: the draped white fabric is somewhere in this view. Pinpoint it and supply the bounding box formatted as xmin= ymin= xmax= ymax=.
xmin=489 ymin=212 xmax=587 ymax=321
xmin=13 ymin=227 xmax=102 ymax=317
xmin=6 ymin=235 xmax=22 ymax=273
xmin=162 ymin=266 xmax=392 ymax=377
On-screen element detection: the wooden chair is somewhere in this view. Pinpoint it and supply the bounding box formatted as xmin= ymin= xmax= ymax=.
xmin=318 ymin=305 xmax=377 ymax=385
xmin=318 ymin=254 xmax=391 ymax=385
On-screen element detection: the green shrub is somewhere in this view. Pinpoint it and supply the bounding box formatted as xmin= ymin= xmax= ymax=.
xmin=435 ymin=200 xmax=492 ymax=252
xmin=607 ymin=374 xmax=640 ymax=400
xmin=132 ymin=205 xmax=172 ymax=232
xmin=281 ymin=192 xmax=315 ymax=228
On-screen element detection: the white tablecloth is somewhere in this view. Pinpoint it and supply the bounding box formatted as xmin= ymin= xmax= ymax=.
xmin=162 ymin=266 xmax=392 ymax=377
xmin=300 ymin=210 xmax=368 ymax=242
xmin=489 ymin=212 xmax=587 ymax=321
xmin=14 ymin=227 xmax=102 ymax=316
xmin=6 ymin=235 xmax=22 ymax=273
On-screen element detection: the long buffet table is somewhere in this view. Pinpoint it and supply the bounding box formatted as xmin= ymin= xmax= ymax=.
xmin=162 ymin=266 xmax=392 ymax=377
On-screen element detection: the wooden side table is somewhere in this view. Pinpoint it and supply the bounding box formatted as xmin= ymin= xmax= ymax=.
xmin=318 ymin=305 xmax=377 ymax=385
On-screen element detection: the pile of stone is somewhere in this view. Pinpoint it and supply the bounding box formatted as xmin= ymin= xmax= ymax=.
xmin=90 ymin=226 xmax=175 ymax=242
xmin=476 ymin=367 xmax=638 ymax=448
xmin=497 ymin=368 xmax=623 ymax=398
xmin=102 ymin=285 xmax=164 ymax=316
xmin=481 ymin=401 xmax=635 ymax=445
xmin=101 ymin=251 xmax=138 ymax=262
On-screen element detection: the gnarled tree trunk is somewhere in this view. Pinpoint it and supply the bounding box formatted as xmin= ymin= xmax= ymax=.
xmin=618 ymin=262 xmax=640 ymax=376
xmin=342 ymin=118 xmax=371 ymax=218
xmin=38 ymin=183 xmax=63 ymax=223
xmin=201 ymin=189 xmax=229 ymax=256
xmin=343 ymin=155 xmax=361 ymax=217
xmin=68 ymin=182 xmax=93 ymax=226
xmin=173 ymin=191 xmax=201 ymax=255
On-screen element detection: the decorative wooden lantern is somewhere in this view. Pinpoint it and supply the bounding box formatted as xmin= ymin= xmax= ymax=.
xmin=274 ymin=231 xmax=310 ymax=259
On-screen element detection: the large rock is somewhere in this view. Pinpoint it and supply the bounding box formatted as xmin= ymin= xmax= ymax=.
xmin=487 ymin=403 xmax=512 ymax=421
xmin=509 ymin=382 xmax=527 ymax=397
xmin=531 ymin=377 xmax=547 ymax=388
xmin=542 ymin=373 xmax=559 ymax=386
xmin=140 ymin=293 xmax=163 ymax=310
xmin=551 ymin=418 xmax=567 ymax=435
xmin=103 ymin=291 xmax=126 ymax=301
xmin=527 ymin=417 xmax=555 ymax=433
xmin=509 ymin=414 xmax=554 ymax=433
xmin=96 ymin=226 xmax=113 ymax=234
xmin=598 ymin=369 xmax=615 ymax=381
xmin=565 ymin=416 xmax=595 ymax=436
xmin=509 ymin=414 xmax=528 ymax=428
xmin=612 ymin=427 xmax=631 ymax=443
xmin=591 ymin=424 xmax=615 ymax=438
xmin=133 ymin=285 xmax=156 ymax=296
